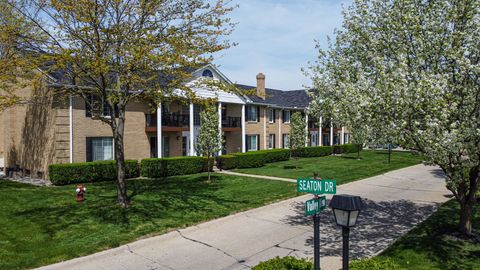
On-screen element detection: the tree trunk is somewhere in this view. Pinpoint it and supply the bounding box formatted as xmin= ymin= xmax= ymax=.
xmin=387 ymin=143 xmax=391 ymax=164
xmin=459 ymin=201 xmax=473 ymax=236
xmin=208 ymin=156 xmax=212 ymax=181
xmin=113 ymin=116 xmax=129 ymax=207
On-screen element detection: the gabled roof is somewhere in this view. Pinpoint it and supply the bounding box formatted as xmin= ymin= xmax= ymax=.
xmin=235 ymin=84 xmax=311 ymax=109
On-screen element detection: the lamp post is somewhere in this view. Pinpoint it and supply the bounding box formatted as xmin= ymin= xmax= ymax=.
xmin=329 ymin=194 xmax=363 ymax=270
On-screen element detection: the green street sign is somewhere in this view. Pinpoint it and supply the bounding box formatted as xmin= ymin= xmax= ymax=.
xmin=297 ymin=178 xmax=336 ymax=194
xmin=305 ymin=196 xmax=327 ymax=216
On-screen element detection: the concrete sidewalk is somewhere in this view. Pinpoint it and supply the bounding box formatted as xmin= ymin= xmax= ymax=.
xmin=37 ymin=164 xmax=449 ymax=270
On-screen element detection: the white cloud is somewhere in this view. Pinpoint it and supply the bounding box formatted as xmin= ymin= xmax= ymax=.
xmin=214 ymin=0 xmax=351 ymax=90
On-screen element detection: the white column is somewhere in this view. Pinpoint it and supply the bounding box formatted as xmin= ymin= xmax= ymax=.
xmin=157 ymin=103 xmax=162 ymax=158
xmin=189 ymin=102 xmax=194 ymax=156
xmin=263 ymin=108 xmax=267 ymax=149
xmin=69 ymin=95 xmax=73 ymax=163
xmin=241 ymin=104 xmax=246 ymax=152
xmin=218 ymin=102 xmax=222 ymax=156
xmin=341 ymin=126 xmax=345 ymax=145
xmin=319 ymin=116 xmax=323 ymax=146
xmin=330 ymin=120 xmax=334 ymax=146
xmin=278 ymin=109 xmax=282 ymax=148
xmin=305 ymin=113 xmax=309 ymax=147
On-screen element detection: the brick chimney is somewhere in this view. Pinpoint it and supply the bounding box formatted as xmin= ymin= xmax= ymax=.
xmin=256 ymin=73 xmax=266 ymax=100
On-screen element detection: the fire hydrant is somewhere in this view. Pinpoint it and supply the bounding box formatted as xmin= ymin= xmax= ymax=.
xmin=75 ymin=184 xmax=86 ymax=203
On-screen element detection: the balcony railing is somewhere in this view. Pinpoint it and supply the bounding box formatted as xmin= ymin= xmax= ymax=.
xmin=145 ymin=113 xmax=190 ymax=128
xmin=146 ymin=114 xmax=240 ymax=129
xmin=222 ymin=116 xmax=242 ymax=128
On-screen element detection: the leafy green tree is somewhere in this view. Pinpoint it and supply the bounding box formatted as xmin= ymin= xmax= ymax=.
xmin=307 ymin=0 xmax=479 ymax=236
xmin=5 ymin=0 xmax=235 ymax=206
xmin=195 ymin=104 xmax=222 ymax=181
xmin=0 ymin=1 xmax=45 ymax=110
xmin=289 ymin=112 xmax=306 ymax=159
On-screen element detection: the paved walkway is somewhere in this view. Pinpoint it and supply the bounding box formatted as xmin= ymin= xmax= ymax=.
xmin=37 ymin=164 xmax=449 ymax=270
xmin=215 ymin=169 xmax=296 ymax=183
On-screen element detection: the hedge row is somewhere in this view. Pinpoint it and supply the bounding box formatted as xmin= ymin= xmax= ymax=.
xmin=140 ymin=156 xmax=211 ymax=178
xmin=296 ymin=146 xmax=333 ymax=157
xmin=333 ymin=143 xmax=363 ymax=154
xmin=218 ymin=144 xmax=363 ymax=170
xmin=217 ymin=148 xmax=290 ymax=170
xmin=256 ymin=149 xmax=291 ymax=163
xmin=49 ymin=160 xmax=139 ymax=185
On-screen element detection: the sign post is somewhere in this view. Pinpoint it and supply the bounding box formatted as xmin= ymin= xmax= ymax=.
xmin=298 ymin=176 xmax=337 ymax=270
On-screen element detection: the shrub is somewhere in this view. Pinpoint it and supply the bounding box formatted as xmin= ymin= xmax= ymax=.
xmin=140 ymin=156 xmax=208 ymax=178
xmin=49 ymin=160 xmax=139 ymax=185
xmin=217 ymin=155 xmax=238 ymax=170
xmin=256 ymin=149 xmax=291 ymax=163
xmin=350 ymin=258 xmax=401 ymax=270
xmin=297 ymin=146 xmax=333 ymax=157
xmin=231 ymin=151 xmax=267 ymax=168
xmin=253 ymin=256 xmax=313 ymax=270
xmin=333 ymin=144 xmax=363 ymax=154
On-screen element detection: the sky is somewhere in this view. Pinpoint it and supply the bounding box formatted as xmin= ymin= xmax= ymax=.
xmin=214 ymin=0 xmax=352 ymax=90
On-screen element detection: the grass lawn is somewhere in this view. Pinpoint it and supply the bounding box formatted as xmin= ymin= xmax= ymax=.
xmin=351 ymin=199 xmax=480 ymax=270
xmin=234 ymin=150 xmax=423 ymax=185
xmin=0 ymin=173 xmax=297 ymax=270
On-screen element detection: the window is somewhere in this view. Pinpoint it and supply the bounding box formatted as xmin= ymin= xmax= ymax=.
xmin=282 ymin=110 xmax=291 ymax=123
xmin=246 ymin=135 xmax=259 ymax=151
xmin=86 ymin=137 xmax=113 ymax=162
xmin=194 ymin=104 xmax=201 ymax=125
xmin=282 ymin=134 xmax=290 ymax=149
xmin=344 ymin=133 xmax=350 ymax=144
xmin=85 ymin=95 xmax=119 ymax=118
xmin=268 ymin=134 xmax=276 ymax=149
xmin=246 ymin=106 xmax=259 ymax=122
xmin=268 ymin=109 xmax=276 ymax=123
xmin=202 ymin=69 xmax=214 ymax=78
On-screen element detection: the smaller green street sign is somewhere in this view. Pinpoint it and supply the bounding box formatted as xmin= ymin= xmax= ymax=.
xmin=305 ymin=196 xmax=327 ymax=216
xmin=297 ymin=178 xmax=336 ymax=194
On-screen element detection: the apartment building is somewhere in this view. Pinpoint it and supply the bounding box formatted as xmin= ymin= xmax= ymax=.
xmin=0 ymin=64 xmax=348 ymax=177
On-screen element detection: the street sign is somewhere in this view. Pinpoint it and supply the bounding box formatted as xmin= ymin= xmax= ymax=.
xmin=297 ymin=178 xmax=336 ymax=194
xmin=305 ymin=196 xmax=327 ymax=216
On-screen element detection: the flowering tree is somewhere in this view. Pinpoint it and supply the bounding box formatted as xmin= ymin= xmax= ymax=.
xmin=289 ymin=112 xmax=306 ymax=159
xmin=4 ymin=0 xmax=235 ymax=206
xmin=307 ymin=0 xmax=479 ymax=236
xmin=195 ymin=104 xmax=222 ymax=181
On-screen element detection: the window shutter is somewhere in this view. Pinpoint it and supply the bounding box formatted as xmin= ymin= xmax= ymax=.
xmin=245 ymin=106 xmax=248 ymax=120
xmin=85 ymin=95 xmax=92 ymax=117
xmin=257 ymin=135 xmax=260 ymax=150
xmin=86 ymin=138 xmax=92 ymax=162
xmin=245 ymin=135 xmax=250 ymax=151
xmin=273 ymin=110 xmax=276 ymax=123
xmin=282 ymin=111 xmax=285 ymax=123
xmin=256 ymin=107 xmax=260 ymax=122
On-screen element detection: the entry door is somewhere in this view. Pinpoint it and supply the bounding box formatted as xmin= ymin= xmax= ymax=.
xmin=150 ymin=137 xmax=157 ymax=158
xmin=162 ymin=136 xmax=170 ymax=157
xmin=323 ymin=134 xmax=330 ymax=146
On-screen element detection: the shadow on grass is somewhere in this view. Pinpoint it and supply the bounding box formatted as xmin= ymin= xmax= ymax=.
xmin=12 ymin=174 xmax=241 ymax=235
